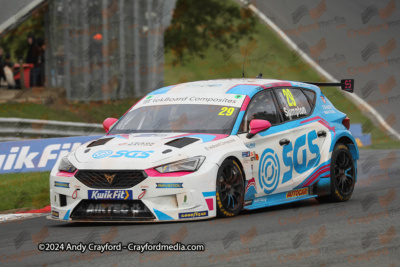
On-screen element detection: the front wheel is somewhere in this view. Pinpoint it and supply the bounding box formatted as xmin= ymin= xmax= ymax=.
xmin=216 ymin=159 xmax=245 ymax=217
xmin=317 ymin=143 xmax=356 ymax=203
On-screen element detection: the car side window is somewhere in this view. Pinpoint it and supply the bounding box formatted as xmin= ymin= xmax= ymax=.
xmin=302 ymin=89 xmax=316 ymax=107
xmin=239 ymin=91 xmax=279 ymax=133
xmin=275 ymin=88 xmax=312 ymax=121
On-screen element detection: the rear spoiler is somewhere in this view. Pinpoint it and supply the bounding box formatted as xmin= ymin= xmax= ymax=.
xmin=302 ymin=79 xmax=354 ymax=93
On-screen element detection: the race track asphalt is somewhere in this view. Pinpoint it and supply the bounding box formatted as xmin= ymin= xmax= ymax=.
xmin=0 ymin=149 xmax=399 ymax=266
xmin=253 ymin=0 xmax=400 ymax=134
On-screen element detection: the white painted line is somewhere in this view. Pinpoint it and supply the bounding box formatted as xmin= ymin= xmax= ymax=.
xmin=248 ymin=4 xmax=400 ymax=140
xmin=0 ymin=0 xmax=45 ymax=33
xmin=0 ymin=213 xmax=48 ymax=223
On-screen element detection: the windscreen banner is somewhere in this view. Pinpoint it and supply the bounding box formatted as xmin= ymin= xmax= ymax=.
xmin=0 ymin=136 xmax=101 ymax=174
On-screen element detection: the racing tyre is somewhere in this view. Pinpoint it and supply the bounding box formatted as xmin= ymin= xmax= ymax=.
xmin=216 ymin=159 xmax=245 ymax=217
xmin=317 ymin=143 xmax=355 ymax=203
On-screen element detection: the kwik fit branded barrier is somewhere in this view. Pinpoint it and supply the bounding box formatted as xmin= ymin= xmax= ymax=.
xmin=0 ymin=135 xmax=102 ymax=174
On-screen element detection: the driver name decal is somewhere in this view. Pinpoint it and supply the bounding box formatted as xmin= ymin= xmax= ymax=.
xmin=284 ymin=106 xmax=307 ymax=117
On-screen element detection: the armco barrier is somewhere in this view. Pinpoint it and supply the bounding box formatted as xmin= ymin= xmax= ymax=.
xmin=0 ymin=118 xmax=104 ymax=141
xmin=0 ymin=135 xmax=102 ymax=174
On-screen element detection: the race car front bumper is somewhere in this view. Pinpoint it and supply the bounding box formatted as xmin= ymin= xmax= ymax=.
xmin=48 ymin=162 xmax=219 ymax=222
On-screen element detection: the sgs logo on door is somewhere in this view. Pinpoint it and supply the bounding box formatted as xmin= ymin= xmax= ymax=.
xmin=282 ymin=130 xmax=320 ymax=183
xmin=258 ymin=130 xmax=321 ymax=190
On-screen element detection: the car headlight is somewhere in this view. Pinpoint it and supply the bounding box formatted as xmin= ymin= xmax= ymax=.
xmin=58 ymin=157 xmax=77 ymax=173
xmin=155 ymin=156 xmax=205 ymax=173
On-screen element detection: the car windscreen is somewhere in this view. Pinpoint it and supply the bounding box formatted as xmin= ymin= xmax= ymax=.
xmin=109 ymin=104 xmax=240 ymax=134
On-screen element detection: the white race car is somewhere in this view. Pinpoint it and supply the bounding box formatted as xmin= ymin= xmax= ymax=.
xmin=49 ymin=78 xmax=358 ymax=222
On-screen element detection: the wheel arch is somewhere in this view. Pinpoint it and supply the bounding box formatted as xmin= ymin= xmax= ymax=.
xmin=225 ymin=156 xmax=247 ymax=183
xmin=334 ymin=134 xmax=359 ymax=160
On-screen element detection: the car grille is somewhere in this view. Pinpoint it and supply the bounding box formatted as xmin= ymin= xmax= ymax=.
xmin=70 ymin=200 xmax=155 ymax=221
xmin=75 ymin=170 xmax=147 ymax=189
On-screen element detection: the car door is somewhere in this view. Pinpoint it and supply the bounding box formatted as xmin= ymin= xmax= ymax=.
xmin=238 ymin=91 xmax=294 ymax=200
xmin=273 ymin=87 xmax=328 ymax=189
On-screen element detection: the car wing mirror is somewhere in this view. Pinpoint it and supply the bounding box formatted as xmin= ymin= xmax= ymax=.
xmin=103 ymin=118 xmax=118 ymax=133
xmin=246 ymin=119 xmax=271 ymax=139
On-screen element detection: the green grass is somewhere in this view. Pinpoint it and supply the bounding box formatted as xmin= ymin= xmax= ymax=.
xmin=0 ymin=102 xmax=82 ymax=122
xmin=0 ymin=172 xmax=50 ymax=211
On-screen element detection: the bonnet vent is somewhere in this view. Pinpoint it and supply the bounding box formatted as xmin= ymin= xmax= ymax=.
xmin=87 ymin=137 xmax=114 ymax=147
xmin=165 ymin=137 xmax=199 ymax=148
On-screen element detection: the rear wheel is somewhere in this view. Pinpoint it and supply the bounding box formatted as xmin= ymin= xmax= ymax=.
xmin=317 ymin=143 xmax=355 ymax=202
xmin=216 ymin=159 xmax=244 ymax=217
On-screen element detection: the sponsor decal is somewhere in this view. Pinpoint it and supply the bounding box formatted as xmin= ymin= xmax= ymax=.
xmin=0 ymin=135 xmax=101 ymax=174
xmin=259 ymin=148 xmax=281 ymax=194
xmin=242 ymin=151 xmax=251 ymax=158
xmin=247 ymin=130 xmax=322 ymax=195
xmin=322 ymin=104 xmax=335 ymax=114
xmin=287 ymin=188 xmax=309 ymax=198
xmin=243 ymin=158 xmax=250 ymax=163
xmin=254 ymin=196 xmax=268 ymax=203
xmin=52 ymin=210 xmax=59 ymax=218
xmin=179 ymin=211 xmax=208 ymax=219
xmin=245 ymin=143 xmax=256 ymax=149
xmin=88 ymin=190 xmax=133 ymax=200
xmin=250 ymin=151 xmax=259 ymax=161
xmin=92 ymin=150 xmax=113 ymax=159
xmin=138 ymin=190 xmax=146 ymax=199
xmin=284 ymin=106 xmax=307 ymax=117
xmin=138 ymin=94 xmax=244 ymax=108
xmin=126 ymin=142 xmax=155 ymax=146
xmin=156 ymin=183 xmax=183 ymax=188
xmin=204 ymin=139 xmax=235 ymax=150
xmin=54 ymin=181 xmax=70 ymax=188
xmin=178 ymin=193 xmax=191 ymax=207
xmin=86 ymin=203 xmax=149 ymax=214
xmin=143 ymin=96 xmax=238 ymax=105
xmin=92 ymin=150 xmax=154 ymax=159
xmin=135 ymin=134 xmax=168 ymax=137
xmin=72 ymin=189 xmax=78 ymax=199
xmin=282 ymin=130 xmax=321 ymax=183
xmin=245 ymin=177 xmax=257 ymax=200
xmin=321 ymin=95 xmax=326 ymax=103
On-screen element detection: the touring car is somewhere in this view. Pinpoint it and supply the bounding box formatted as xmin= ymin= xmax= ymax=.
xmin=49 ymin=78 xmax=358 ymax=222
